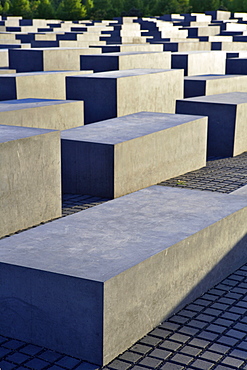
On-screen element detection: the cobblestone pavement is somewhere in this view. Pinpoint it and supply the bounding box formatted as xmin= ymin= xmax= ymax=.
xmin=1 ymin=153 xmax=247 ymax=370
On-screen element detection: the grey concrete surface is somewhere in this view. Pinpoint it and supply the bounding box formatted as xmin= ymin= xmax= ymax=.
xmin=176 ymin=92 xmax=247 ymax=158
xmin=80 ymin=51 xmax=171 ymax=72
xmin=66 ymin=69 xmax=184 ymax=124
xmin=0 ymin=98 xmax=84 ymax=130
xmin=184 ymin=74 xmax=247 ymax=98
xmin=171 ymin=51 xmax=226 ymax=76
xmin=0 ymin=70 xmax=93 ymax=100
xmin=1 ymin=186 xmax=247 ymax=365
xmin=61 ymin=112 xmax=207 ymax=198
xmin=0 ymin=124 xmax=61 ymax=238
xmin=8 ymin=47 xmax=102 ymax=72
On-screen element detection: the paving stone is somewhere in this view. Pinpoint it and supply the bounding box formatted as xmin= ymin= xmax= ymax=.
xmin=205 ymin=324 xmax=227 ymax=334
xmin=236 ymin=340 xmax=247 ymax=351
xmin=6 ymin=352 xmax=30 ymax=365
xmin=46 ymin=366 xmax=65 ymax=370
xmin=229 ymin=348 xmax=247 ymax=359
xmin=203 ymin=308 xmax=222 ymax=317
xmin=221 ymin=312 xmax=241 ymax=321
xmin=55 ymin=356 xmax=82 ymax=369
xmin=190 ymin=358 xmax=215 ymax=369
xmin=119 ymin=351 xmax=142 ymax=363
xmin=169 ymin=316 xmax=188 ymax=324
xmin=178 ymin=326 xmax=200 ymax=336
xmin=196 ymin=314 xmax=215 ymax=323
xmin=3 ymin=340 xmax=25 ymax=350
xmin=149 ymin=328 xmax=171 ymax=339
xmin=0 ymin=360 xmax=16 ymax=369
xmin=129 ymin=344 xmax=152 ymax=355
xmin=197 ymin=331 xmax=219 ymax=341
xmin=160 ymin=363 xmax=184 ymax=370
xmin=148 ymin=348 xmax=171 ymax=360
xmin=180 ymin=345 xmax=202 ymax=356
xmin=107 ymin=359 xmax=131 ymax=370
xmin=178 ymin=310 xmax=197 ymax=319
xmin=159 ymin=341 xmax=182 ymax=352
xmin=189 ymin=338 xmax=210 ymax=349
xmin=169 ymin=353 xmax=193 ymax=365
xmin=74 ymin=363 xmax=100 ymax=370
xmin=20 ymin=344 xmax=43 ymax=356
xmin=159 ymin=323 xmax=181 ymax=332
xmin=200 ymin=350 xmax=223 ymax=362
xmin=185 ymin=304 xmax=203 ymax=312
xmin=38 ymin=350 xmax=63 ymax=363
xmin=139 ymin=336 xmax=162 ymax=347
xmin=217 ymin=336 xmax=239 ymax=346
xmin=214 ymin=318 xmax=234 ymax=327
xmin=221 ymin=356 xmax=244 ymax=367
xmin=214 ymin=366 xmax=233 ymax=370
xmin=137 ymin=356 xmax=162 ymax=368
xmin=225 ymin=329 xmax=246 ymax=339
xmin=24 ymin=357 xmax=50 ymax=370
xmin=208 ymin=343 xmax=230 ymax=354
xmin=186 ymin=320 xmax=208 ymax=329
xmin=0 ymin=346 xmax=12 ymax=358
xmin=169 ymin=333 xmax=190 ymax=344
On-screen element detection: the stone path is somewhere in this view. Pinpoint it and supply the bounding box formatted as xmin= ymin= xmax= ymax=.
xmin=1 ymin=153 xmax=247 ymax=370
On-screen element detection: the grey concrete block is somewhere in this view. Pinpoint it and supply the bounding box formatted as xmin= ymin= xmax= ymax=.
xmin=66 ymin=69 xmax=184 ymax=124
xmin=80 ymin=51 xmax=171 ymax=72
xmin=176 ymin=92 xmax=247 ymax=157
xmin=61 ymin=111 xmax=207 ymax=198
xmin=0 ymin=186 xmax=247 ymax=365
xmin=172 ymin=51 xmax=226 ymax=76
xmin=8 ymin=47 xmax=101 ymax=72
xmin=0 ymin=71 xmax=93 ymax=101
xmin=0 ymin=124 xmax=61 ymax=238
xmin=0 ymin=98 xmax=84 ymax=130
xmin=184 ymin=74 xmax=247 ymax=98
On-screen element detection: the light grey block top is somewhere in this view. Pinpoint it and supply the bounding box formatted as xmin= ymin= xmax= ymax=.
xmin=80 ymin=51 xmax=163 ymax=57
xmin=184 ymin=74 xmax=242 ymax=81
xmin=0 ymin=124 xmax=56 ymax=143
xmin=0 ymin=98 xmax=79 ymax=112
xmin=0 ymin=71 xmax=88 ymax=77
xmin=230 ymin=184 xmax=247 ymax=197
xmin=61 ymin=112 xmax=206 ymax=145
xmin=70 ymin=68 xmax=172 ymax=79
xmin=181 ymin=91 xmax=247 ymax=104
xmin=0 ymin=186 xmax=246 ymax=282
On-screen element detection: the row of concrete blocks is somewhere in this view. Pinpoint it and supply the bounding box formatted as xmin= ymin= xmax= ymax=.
xmin=1 ymin=118 xmax=247 ymax=366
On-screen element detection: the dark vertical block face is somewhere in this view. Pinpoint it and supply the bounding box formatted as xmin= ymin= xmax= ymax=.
xmin=66 ymin=76 xmax=117 ymax=124
xmin=176 ymin=101 xmax=236 ymax=158
xmin=226 ymin=58 xmax=247 ymax=75
xmin=80 ymin=55 xmax=119 ymax=72
xmin=172 ymin=54 xmax=188 ymax=75
xmin=0 ymin=77 xmax=17 ymax=101
xmin=0 ymin=263 xmax=104 ymax=365
xmin=184 ymin=80 xmax=206 ymax=98
xmin=9 ymin=50 xmax=44 ymax=72
xmin=61 ymin=140 xmax=114 ymax=198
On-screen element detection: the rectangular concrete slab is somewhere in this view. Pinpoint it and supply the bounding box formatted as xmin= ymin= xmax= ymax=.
xmin=0 ymin=98 xmax=84 ymax=130
xmin=80 ymin=51 xmax=171 ymax=72
xmin=0 ymin=124 xmax=61 ymax=238
xmin=184 ymin=74 xmax=247 ymax=98
xmin=172 ymin=51 xmax=226 ymax=76
xmin=66 ymin=68 xmax=184 ymax=124
xmin=0 ymin=186 xmax=247 ymax=365
xmin=0 ymin=70 xmax=93 ymax=100
xmin=176 ymin=92 xmax=247 ymax=157
xmin=8 ymin=47 xmax=102 ymax=72
xmin=61 ymin=111 xmax=207 ymax=198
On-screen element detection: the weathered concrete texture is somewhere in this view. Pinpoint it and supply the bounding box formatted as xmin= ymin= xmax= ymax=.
xmin=176 ymin=92 xmax=247 ymax=158
xmin=0 ymin=49 xmax=8 ymax=67
xmin=0 ymin=98 xmax=84 ymax=130
xmin=8 ymin=47 xmax=101 ymax=72
xmin=184 ymin=74 xmax=247 ymax=98
xmin=98 ymin=43 xmax=164 ymax=53
xmin=80 ymin=51 xmax=171 ymax=72
xmin=61 ymin=112 xmax=207 ymax=198
xmin=0 ymin=186 xmax=247 ymax=365
xmin=163 ymin=41 xmax=212 ymax=52
xmin=0 ymin=124 xmax=61 ymax=238
xmin=0 ymin=70 xmax=93 ymax=101
xmin=172 ymin=51 xmax=226 ymax=76
xmin=66 ymin=69 xmax=184 ymax=124
xmin=212 ymin=41 xmax=247 ymax=50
